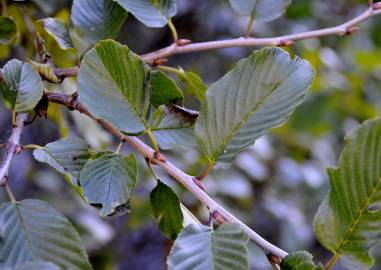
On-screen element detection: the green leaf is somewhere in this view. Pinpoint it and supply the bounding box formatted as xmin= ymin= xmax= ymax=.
xmin=38 ymin=18 xmax=73 ymax=50
xmin=176 ymin=70 xmax=207 ymax=101
xmin=33 ymin=137 xmax=93 ymax=186
xmin=167 ymin=223 xmax=250 ymax=270
xmin=228 ymin=0 xmax=291 ymax=22
xmin=115 ymin=0 xmax=177 ymax=27
xmin=27 ymin=60 xmax=61 ymax=83
xmin=180 ymin=203 xmax=201 ymax=226
xmin=313 ymin=118 xmax=381 ymax=270
xmin=71 ymin=0 xmax=127 ymax=48
xmin=0 ymin=199 xmax=91 ymax=270
xmin=0 ymin=17 xmax=17 ymax=44
xmin=280 ymin=251 xmax=324 ymax=270
xmin=151 ymin=70 xmax=183 ymax=108
xmin=150 ymin=181 xmax=183 ymax=240
xmin=79 ymin=152 xmax=138 ymax=217
xmin=0 ymin=59 xmax=43 ymax=112
xmin=16 ymin=261 xmax=61 ymax=270
xmin=77 ymin=39 xmax=151 ymax=135
xmin=195 ymin=48 xmax=314 ymax=164
xmin=150 ymin=105 xmax=198 ymax=150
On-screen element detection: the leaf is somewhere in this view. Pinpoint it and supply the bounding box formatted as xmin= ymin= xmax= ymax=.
xmin=0 ymin=199 xmax=91 ymax=270
xmin=27 ymin=60 xmax=61 ymax=83
xmin=16 ymin=261 xmax=61 ymax=270
xmin=313 ymin=118 xmax=381 ymax=270
xmin=280 ymin=251 xmax=324 ymax=270
xmin=79 ymin=152 xmax=138 ymax=217
xmin=177 ymin=70 xmax=207 ymax=101
xmin=0 ymin=59 xmax=43 ymax=112
xmin=180 ymin=203 xmax=201 ymax=226
xmin=38 ymin=18 xmax=73 ymax=50
xmin=167 ymin=223 xmax=250 ymax=270
xmin=77 ymin=39 xmax=151 ymax=135
xmin=71 ymin=0 xmax=127 ymax=48
xmin=33 ymin=137 xmax=92 ymax=186
xmin=195 ymin=48 xmax=314 ymax=164
xmin=150 ymin=105 xmax=198 ymax=150
xmin=115 ymin=0 xmax=177 ymax=27
xmin=151 ymin=70 xmax=183 ymax=108
xmin=150 ymin=181 xmax=183 ymax=240
xmin=228 ymin=0 xmax=291 ymax=22
xmin=0 ymin=17 xmax=17 ymax=44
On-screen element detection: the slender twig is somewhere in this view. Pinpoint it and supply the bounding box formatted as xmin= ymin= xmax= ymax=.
xmin=52 ymin=3 xmax=381 ymax=76
xmin=0 ymin=113 xmax=28 ymax=186
xmin=45 ymin=91 xmax=288 ymax=259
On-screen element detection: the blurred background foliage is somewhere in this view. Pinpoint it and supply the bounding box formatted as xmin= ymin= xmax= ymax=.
xmin=1 ymin=0 xmax=381 ymax=269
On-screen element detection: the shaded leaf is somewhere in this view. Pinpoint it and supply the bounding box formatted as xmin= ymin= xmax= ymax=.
xmin=0 ymin=59 xmax=43 ymax=112
xmin=33 ymin=137 xmax=92 ymax=186
xmin=0 ymin=199 xmax=91 ymax=270
xmin=168 ymin=223 xmax=250 ymax=270
xmin=16 ymin=261 xmax=61 ymax=270
xmin=38 ymin=18 xmax=73 ymax=50
xmin=177 ymin=70 xmax=207 ymax=101
xmin=195 ymin=48 xmax=314 ymax=164
xmin=154 ymin=128 xmax=197 ymax=150
xmin=229 ymin=0 xmax=291 ymax=22
xmin=280 ymin=251 xmax=324 ymax=270
xmin=27 ymin=60 xmax=61 ymax=83
xmin=151 ymin=70 xmax=183 ymax=107
xmin=115 ymin=0 xmax=177 ymax=27
xmin=180 ymin=203 xmax=201 ymax=226
xmin=150 ymin=181 xmax=183 ymax=240
xmin=79 ymin=152 xmax=138 ymax=217
xmin=0 ymin=17 xmax=17 ymax=44
xmin=78 ymin=40 xmax=151 ymax=135
xmin=314 ymin=118 xmax=381 ymax=270
xmin=71 ymin=0 xmax=127 ymax=48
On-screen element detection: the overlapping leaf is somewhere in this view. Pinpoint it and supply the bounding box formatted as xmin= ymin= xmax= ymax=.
xmin=38 ymin=18 xmax=73 ymax=49
xmin=280 ymin=251 xmax=324 ymax=270
xmin=77 ymin=40 xmax=151 ymax=135
xmin=0 ymin=16 xmax=17 ymax=44
xmin=0 ymin=59 xmax=43 ymax=112
xmin=229 ymin=0 xmax=291 ymax=22
xmin=115 ymin=0 xmax=177 ymax=27
xmin=16 ymin=261 xmax=61 ymax=270
xmin=314 ymin=118 xmax=381 ymax=270
xmin=27 ymin=60 xmax=61 ymax=83
xmin=195 ymin=48 xmax=314 ymax=164
xmin=150 ymin=181 xmax=183 ymax=240
xmin=79 ymin=153 xmax=138 ymax=217
xmin=0 ymin=199 xmax=91 ymax=270
xmin=167 ymin=223 xmax=249 ymax=270
xmin=177 ymin=70 xmax=207 ymax=101
xmin=33 ymin=137 xmax=93 ymax=186
xmin=71 ymin=0 xmax=127 ymax=48
xmin=151 ymin=70 xmax=183 ymax=107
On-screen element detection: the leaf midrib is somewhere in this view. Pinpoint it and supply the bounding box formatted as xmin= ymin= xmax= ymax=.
xmin=333 ymin=177 xmax=381 ymax=257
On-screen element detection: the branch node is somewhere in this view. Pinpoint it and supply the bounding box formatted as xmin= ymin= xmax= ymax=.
xmin=14 ymin=145 xmax=22 ymax=154
xmin=192 ymin=177 xmax=206 ymax=191
xmin=277 ymin=39 xmax=295 ymax=47
xmin=176 ymin=39 xmax=192 ymax=46
xmin=153 ymin=58 xmax=168 ymax=66
xmin=154 ymin=152 xmax=166 ymax=162
xmin=212 ymin=211 xmax=227 ymax=224
xmin=373 ymin=2 xmax=381 ymax=10
xmin=343 ymin=26 xmax=359 ymax=36
xmin=0 ymin=176 xmax=8 ymax=186
xmin=267 ymin=254 xmax=282 ymax=266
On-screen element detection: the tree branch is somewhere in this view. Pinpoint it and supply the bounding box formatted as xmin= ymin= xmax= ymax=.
xmin=0 ymin=113 xmax=28 ymax=186
xmin=45 ymin=91 xmax=288 ymax=259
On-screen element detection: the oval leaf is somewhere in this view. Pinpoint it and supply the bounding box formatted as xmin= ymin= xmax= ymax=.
xmin=33 ymin=137 xmax=93 ymax=186
xmin=195 ymin=48 xmax=314 ymax=164
xmin=0 ymin=59 xmax=43 ymax=112
xmin=313 ymin=118 xmax=381 ymax=270
xmin=151 ymin=70 xmax=183 ymax=108
xmin=77 ymin=40 xmax=151 ymax=135
xmin=280 ymin=251 xmax=324 ymax=270
xmin=0 ymin=199 xmax=91 ymax=270
xmin=0 ymin=16 xmax=17 ymax=44
xmin=168 ymin=223 xmax=250 ymax=270
xmin=229 ymin=0 xmax=291 ymax=22
xmin=71 ymin=0 xmax=127 ymax=48
xmin=79 ymin=152 xmax=138 ymax=217
xmin=150 ymin=181 xmax=183 ymax=240
xmin=38 ymin=18 xmax=73 ymax=50
xmin=115 ymin=0 xmax=177 ymax=28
